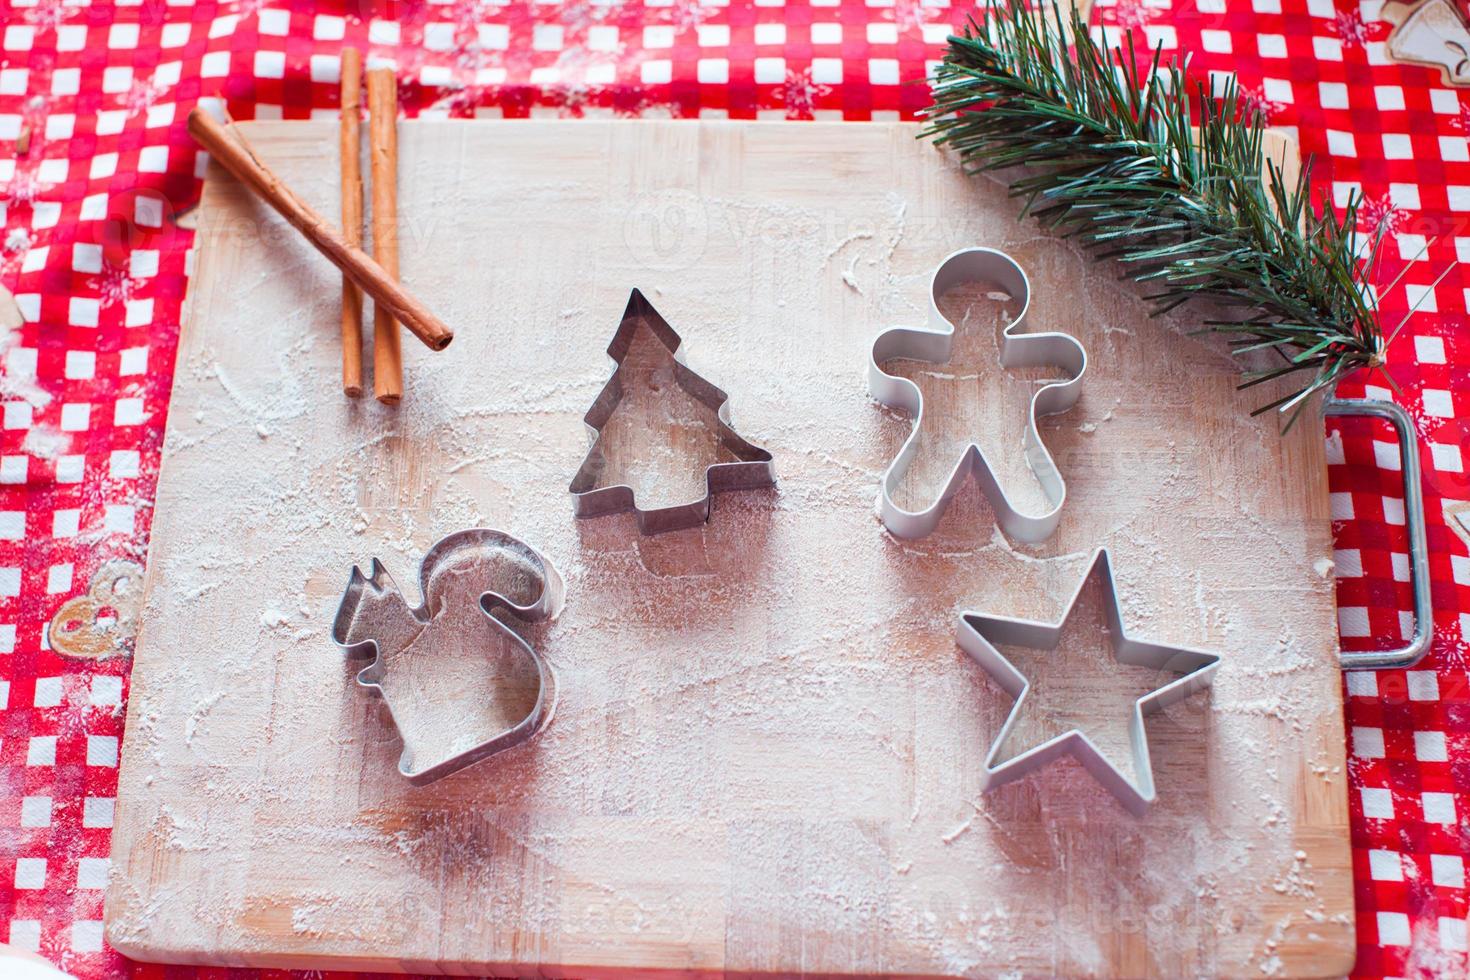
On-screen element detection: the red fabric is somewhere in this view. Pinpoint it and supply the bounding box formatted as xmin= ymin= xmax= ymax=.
xmin=0 ymin=0 xmax=1462 ymax=976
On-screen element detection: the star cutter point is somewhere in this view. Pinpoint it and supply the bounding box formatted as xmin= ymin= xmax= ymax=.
xmin=867 ymin=247 xmax=1087 ymax=542
xmin=957 ymin=548 xmax=1221 ymax=815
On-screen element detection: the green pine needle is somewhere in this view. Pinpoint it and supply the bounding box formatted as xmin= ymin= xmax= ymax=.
xmin=922 ymin=0 xmax=1388 ymax=430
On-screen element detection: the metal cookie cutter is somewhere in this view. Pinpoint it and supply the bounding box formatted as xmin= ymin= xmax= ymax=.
xmin=868 ymin=247 xmax=1087 ymax=542
xmin=331 ymin=528 xmax=563 ymax=785
xmin=957 ymin=548 xmax=1221 ymax=815
xmin=569 ymin=289 xmax=776 ymax=534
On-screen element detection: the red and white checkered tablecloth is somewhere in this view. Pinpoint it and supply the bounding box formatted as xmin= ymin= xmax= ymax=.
xmin=0 ymin=0 xmax=1464 ymax=976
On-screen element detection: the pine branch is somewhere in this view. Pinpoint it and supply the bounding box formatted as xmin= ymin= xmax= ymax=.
xmin=922 ymin=0 xmax=1388 ymax=429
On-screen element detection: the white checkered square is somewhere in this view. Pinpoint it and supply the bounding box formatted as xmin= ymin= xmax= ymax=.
xmin=19 ymin=797 xmax=50 ymax=828
xmin=1378 ymin=911 xmax=1410 ymax=946
xmin=82 ymin=797 xmax=114 ymax=829
xmin=1408 ymin=671 xmax=1440 ymax=700
xmin=1382 ymin=134 xmax=1413 ymax=159
xmin=1433 ymin=854 xmax=1466 ymax=888
xmin=76 ymin=857 xmax=108 ymax=890
xmin=1440 ymin=917 xmax=1467 ymax=952
xmin=1339 ymin=607 xmax=1371 ymax=638
xmin=71 ymin=920 xmax=103 ymax=953
xmin=1353 ymin=725 xmax=1385 ymax=757
xmin=1319 ymin=82 xmax=1348 ymax=109
xmin=13 ymin=859 xmax=45 ymax=890
xmin=1431 ymin=442 xmax=1462 ymax=472
xmin=52 ymin=510 xmax=78 ymax=538
xmin=313 ymin=15 xmax=345 ymax=40
xmin=1376 ymin=85 xmax=1406 ymax=110
xmin=1423 ymin=792 xmax=1457 ymax=824
xmin=1424 ymin=389 xmax=1454 ymax=417
xmin=26 ymin=736 xmax=55 ymax=766
xmin=86 ymin=735 xmax=118 ymax=767
xmin=869 ymin=59 xmax=899 ymax=85
xmin=1326 ymin=130 xmax=1356 ymax=156
xmin=1416 ymin=335 xmax=1447 ymax=363
xmin=1415 ymin=731 xmax=1448 ymax=762
xmin=1369 ymin=849 xmax=1403 ymax=881
xmin=33 ymin=677 xmax=61 ymax=708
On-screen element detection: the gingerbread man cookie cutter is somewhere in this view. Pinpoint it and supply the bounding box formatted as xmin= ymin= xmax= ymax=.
xmin=868 ymin=247 xmax=1087 ymax=542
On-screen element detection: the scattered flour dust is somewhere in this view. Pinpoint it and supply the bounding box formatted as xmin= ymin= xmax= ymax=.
xmin=110 ymin=134 xmax=1345 ymax=976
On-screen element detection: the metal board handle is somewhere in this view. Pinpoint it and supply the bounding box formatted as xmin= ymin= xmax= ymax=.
xmin=1322 ymin=397 xmax=1433 ymax=670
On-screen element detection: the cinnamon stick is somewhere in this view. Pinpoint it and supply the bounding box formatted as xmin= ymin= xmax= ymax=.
xmin=185 ymin=107 xmax=453 ymax=352
xmin=367 ymin=68 xmax=402 ymax=405
xmin=339 ymin=47 xmax=365 ymax=397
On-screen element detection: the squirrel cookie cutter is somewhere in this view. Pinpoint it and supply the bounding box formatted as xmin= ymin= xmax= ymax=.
xmin=957 ymin=548 xmax=1220 ymax=815
xmin=868 ymin=247 xmax=1087 ymax=542
xmin=331 ymin=528 xmax=563 ymax=785
xmin=569 ymin=289 xmax=776 ymax=535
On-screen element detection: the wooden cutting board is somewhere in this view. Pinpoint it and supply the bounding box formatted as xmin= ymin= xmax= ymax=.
xmin=106 ymin=121 xmax=1352 ymax=977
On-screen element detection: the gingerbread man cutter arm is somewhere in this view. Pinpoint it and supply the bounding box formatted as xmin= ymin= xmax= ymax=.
xmin=331 ymin=528 xmax=563 ymax=785
xmin=956 ymin=548 xmax=1221 ymax=815
xmin=868 ymin=247 xmax=1087 ymax=542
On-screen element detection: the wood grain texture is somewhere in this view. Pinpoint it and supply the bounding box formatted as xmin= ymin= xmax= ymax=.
xmin=107 ymin=121 xmax=1351 ymax=978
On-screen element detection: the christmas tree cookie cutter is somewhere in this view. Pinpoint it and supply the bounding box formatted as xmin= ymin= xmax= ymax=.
xmin=868 ymin=247 xmax=1087 ymax=542
xmin=569 ymin=289 xmax=776 ymax=535
xmin=331 ymin=528 xmax=563 ymax=785
xmin=957 ymin=548 xmax=1221 ymax=815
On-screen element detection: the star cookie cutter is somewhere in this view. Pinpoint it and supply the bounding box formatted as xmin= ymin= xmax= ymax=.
xmin=957 ymin=548 xmax=1221 ymax=815
xmin=868 ymin=247 xmax=1087 ymax=542
xmin=569 ymin=289 xmax=776 ymax=535
xmin=331 ymin=528 xmax=563 ymax=785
